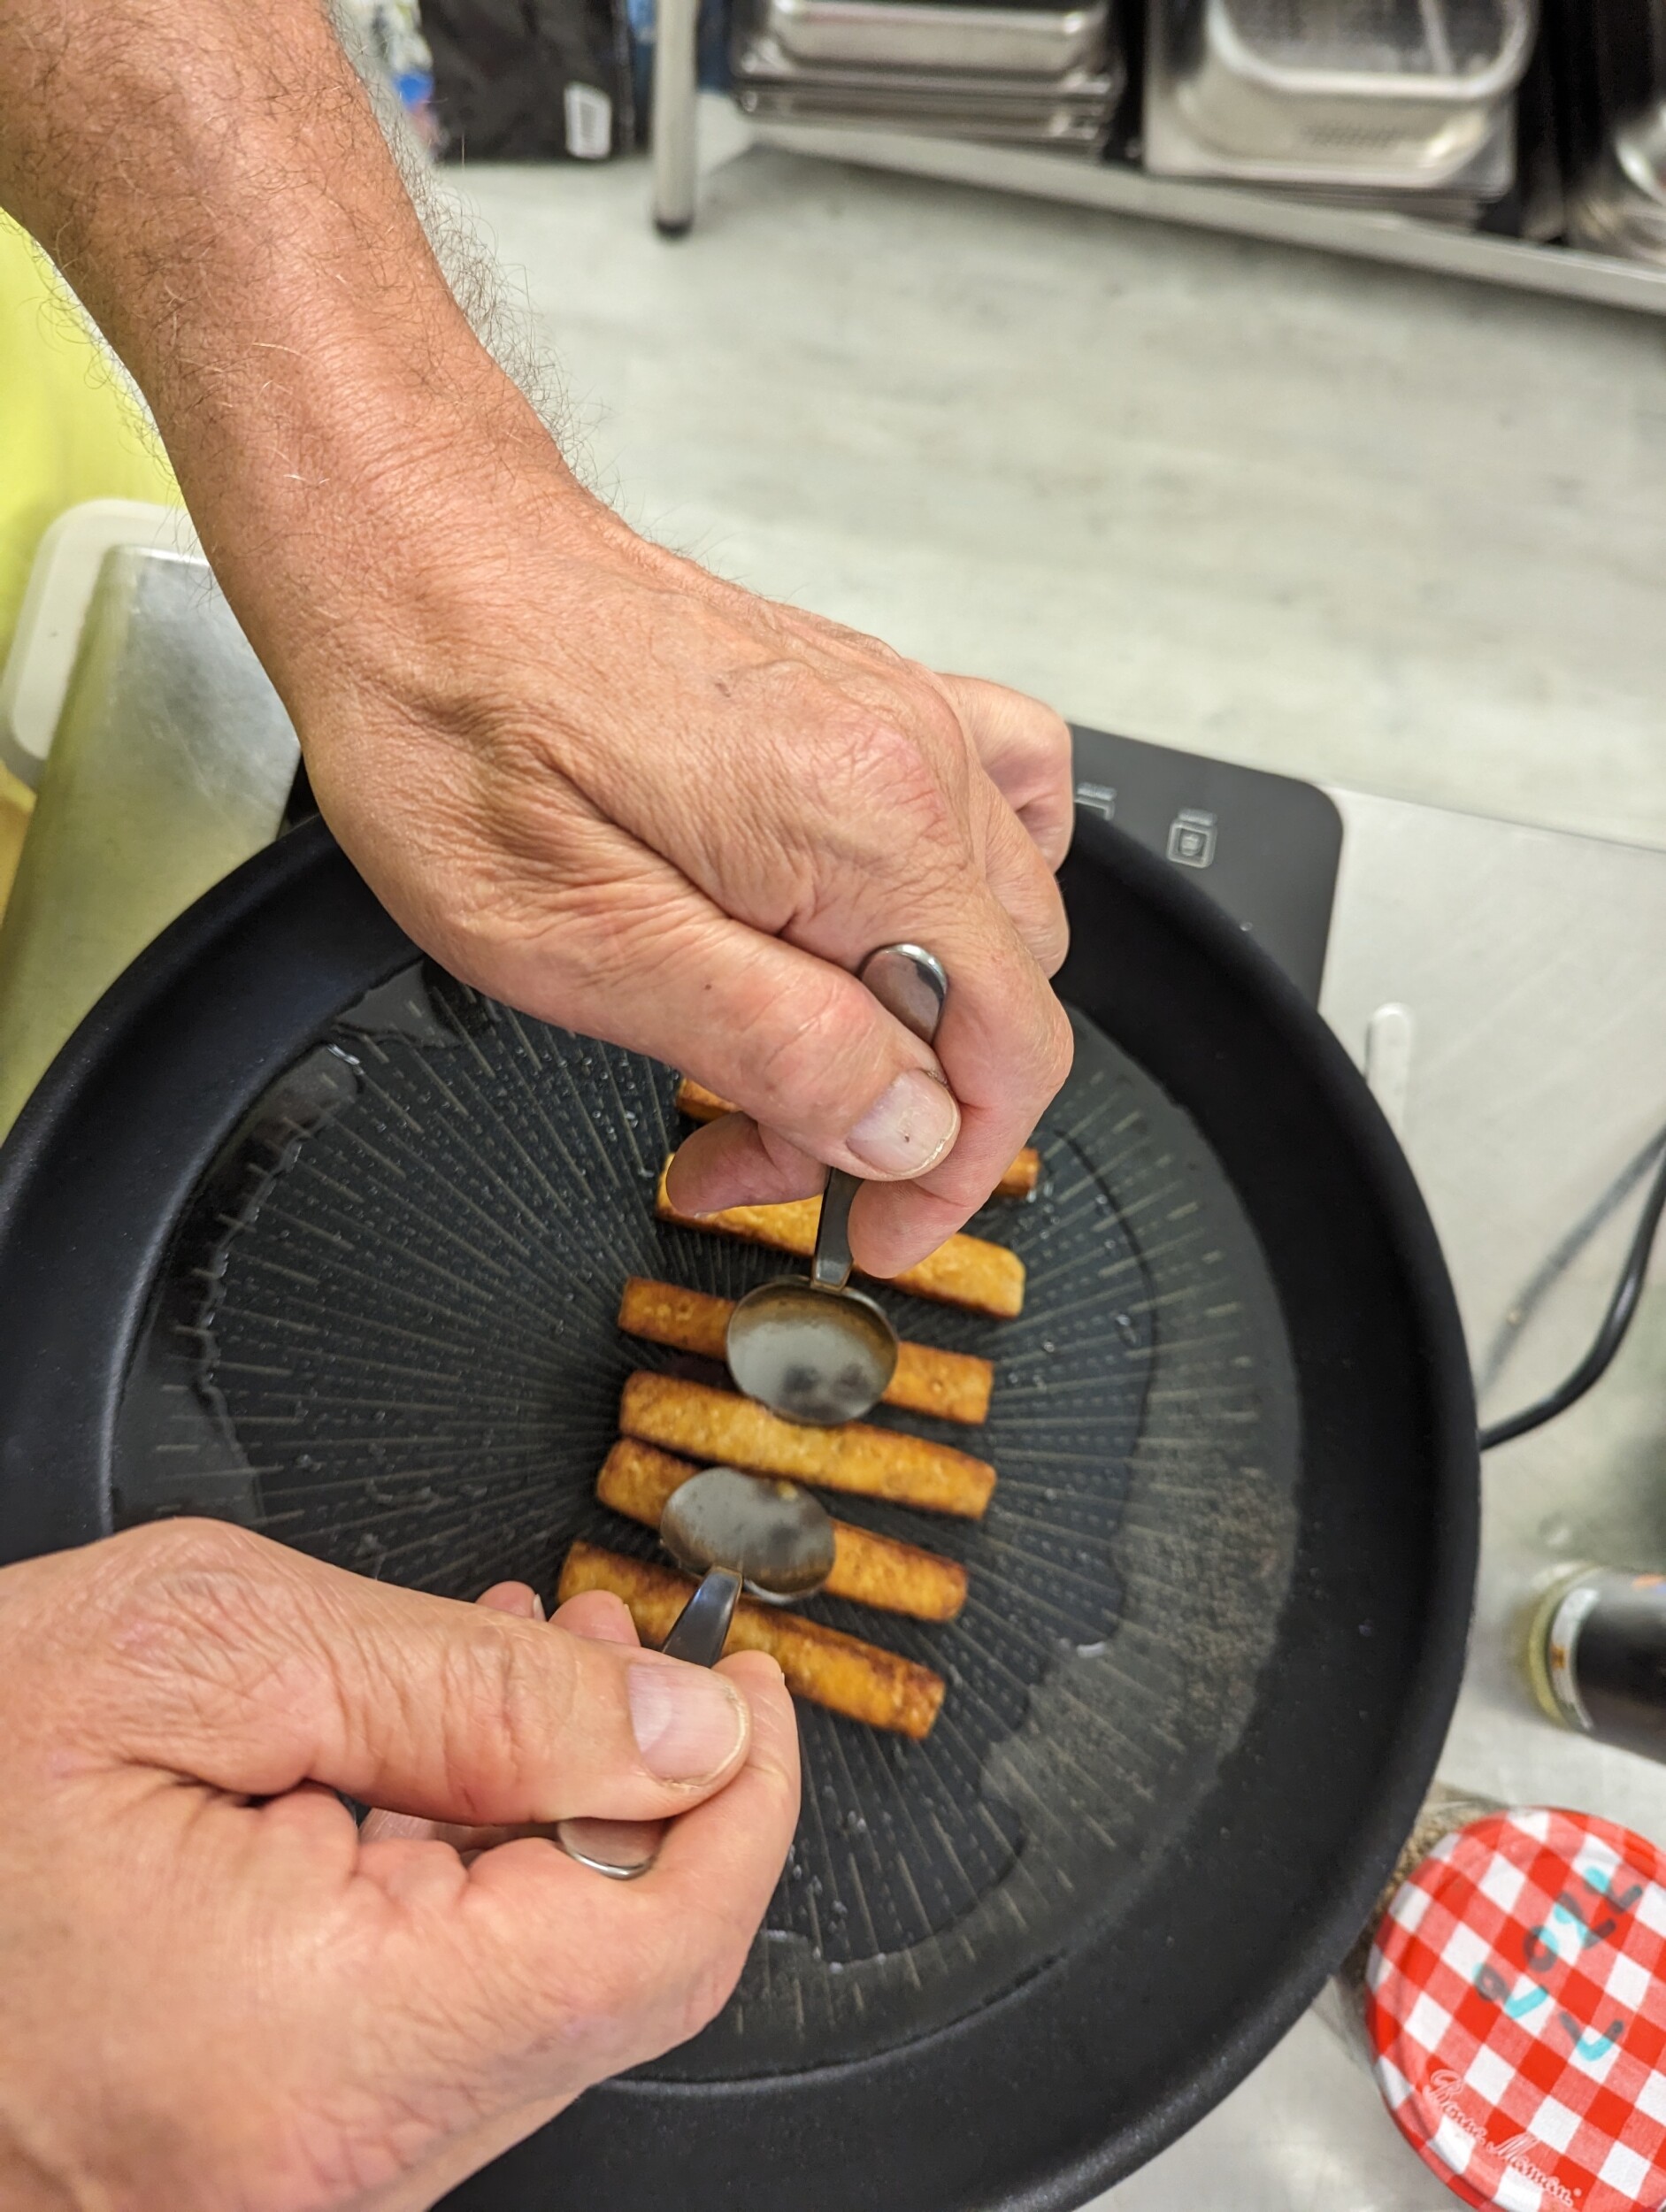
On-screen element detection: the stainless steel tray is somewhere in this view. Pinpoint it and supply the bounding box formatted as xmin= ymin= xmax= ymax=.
xmin=1146 ymin=0 xmax=1533 ymax=189
xmin=1279 ymin=97 xmax=1516 ymax=209
xmin=735 ymin=81 xmax=1113 ymax=146
xmin=1208 ymin=0 xmax=1532 ymax=94
xmin=735 ymin=34 xmax=1115 ymax=90
xmin=757 ymin=0 xmax=1108 ymax=79
xmin=1568 ymin=102 xmax=1666 ymax=267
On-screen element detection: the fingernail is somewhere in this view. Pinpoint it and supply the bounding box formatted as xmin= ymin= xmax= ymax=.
xmin=845 ymin=1069 xmax=959 ymax=1176
xmin=532 ymin=1592 xmax=547 ymax=1622
xmin=627 ymin=1663 xmax=747 ymax=1782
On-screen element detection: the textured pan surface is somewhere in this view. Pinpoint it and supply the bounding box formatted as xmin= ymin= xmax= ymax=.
xmin=113 ymin=964 xmax=1298 ymax=2076
xmin=0 ymin=817 xmax=1477 ymax=2207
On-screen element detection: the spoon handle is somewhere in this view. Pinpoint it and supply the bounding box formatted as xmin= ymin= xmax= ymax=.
xmin=810 ymin=1169 xmax=861 ymax=1290
xmin=662 ymin=1564 xmax=743 ymax=1666
xmin=553 ymin=1565 xmax=742 ymax=1882
xmin=809 ymin=944 xmax=949 ymax=1293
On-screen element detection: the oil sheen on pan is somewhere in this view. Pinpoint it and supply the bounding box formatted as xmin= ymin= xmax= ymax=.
xmin=112 ymin=968 xmax=1299 ymax=2077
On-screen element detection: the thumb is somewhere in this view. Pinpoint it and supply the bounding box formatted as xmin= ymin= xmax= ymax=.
xmin=358 ymin=1578 xmax=548 ymax=1849
xmin=64 ymin=1520 xmax=751 ymax=1826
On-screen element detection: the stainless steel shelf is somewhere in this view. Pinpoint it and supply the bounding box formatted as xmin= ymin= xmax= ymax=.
xmin=745 ymin=116 xmax=1666 ymax=314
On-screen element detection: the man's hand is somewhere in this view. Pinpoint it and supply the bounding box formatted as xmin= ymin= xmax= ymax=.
xmin=302 ymin=488 xmax=1075 ymax=1279
xmin=0 ymin=0 xmax=1076 ymax=1279
xmin=0 ymin=1521 xmax=798 ymax=2212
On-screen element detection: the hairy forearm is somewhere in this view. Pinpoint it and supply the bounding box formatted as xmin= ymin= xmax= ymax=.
xmin=0 ymin=0 xmax=578 ymax=716
xmin=0 ymin=2 xmax=1076 ymax=1270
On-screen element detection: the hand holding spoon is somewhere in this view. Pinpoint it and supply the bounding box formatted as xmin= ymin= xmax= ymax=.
xmin=725 ymin=944 xmax=948 ymax=1427
xmin=555 ymin=1466 xmax=833 ymax=1880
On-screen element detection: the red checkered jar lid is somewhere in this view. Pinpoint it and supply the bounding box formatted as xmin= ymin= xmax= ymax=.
xmin=1367 ymin=1808 xmax=1666 ymax=2211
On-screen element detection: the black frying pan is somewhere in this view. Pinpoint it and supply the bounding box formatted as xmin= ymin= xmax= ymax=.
xmin=0 ymin=810 xmax=1476 ymax=2210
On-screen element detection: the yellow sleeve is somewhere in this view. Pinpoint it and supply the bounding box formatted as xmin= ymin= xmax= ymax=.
xmin=0 ymin=211 xmax=181 ymax=671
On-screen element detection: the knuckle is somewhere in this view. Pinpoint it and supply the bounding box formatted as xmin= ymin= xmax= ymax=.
xmin=856 ymin=716 xmax=964 ymax=829
xmin=441 ymin=1624 xmax=573 ymax=1823
xmin=737 ymin=971 xmax=885 ymax=1131
xmin=804 ymin=696 xmax=965 ymax=842
xmin=843 ymin=706 xmax=930 ymax=784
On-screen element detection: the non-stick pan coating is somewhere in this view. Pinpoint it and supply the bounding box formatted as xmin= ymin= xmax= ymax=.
xmin=0 ymin=814 xmax=1477 ymax=2210
xmin=111 ymin=964 xmax=1296 ymax=2073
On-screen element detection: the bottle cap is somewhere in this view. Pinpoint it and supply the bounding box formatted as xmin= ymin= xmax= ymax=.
xmin=1368 ymin=1808 xmax=1666 ymax=2210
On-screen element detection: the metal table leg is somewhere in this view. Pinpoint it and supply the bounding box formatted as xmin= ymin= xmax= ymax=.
xmin=651 ymin=0 xmax=700 ymax=234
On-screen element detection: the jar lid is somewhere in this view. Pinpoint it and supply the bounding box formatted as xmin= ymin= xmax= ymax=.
xmin=1367 ymin=1809 xmax=1666 ymax=2211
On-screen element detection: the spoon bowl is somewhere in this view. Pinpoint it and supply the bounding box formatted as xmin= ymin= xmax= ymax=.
xmin=725 ymin=1277 xmax=898 ymax=1428
xmin=661 ymin=1463 xmax=836 ymax=1598
xmin=556 ymin=1467 xmax=834 ymax=1880
xmin=726 ymin=941 xmax=947 ymax=1427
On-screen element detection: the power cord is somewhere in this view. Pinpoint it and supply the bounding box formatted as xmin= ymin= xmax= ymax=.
xmin=1479 ymin=1120 xmax=1666 ymax=1451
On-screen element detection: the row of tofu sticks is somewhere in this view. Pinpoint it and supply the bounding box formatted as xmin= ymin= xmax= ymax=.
xmin=558 ymin=1080 xmax=1040 ymax=1743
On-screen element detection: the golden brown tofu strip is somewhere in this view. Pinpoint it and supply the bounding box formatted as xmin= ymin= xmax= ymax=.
xmin=616 ymin=1276 xmax=994 ymax=1426
xmin=675 ymin=1077 xmax=744 ymax=1121
xmin=597 ymin=1439 xmax=968 ymax=1622
xmin=619 ymin=1370 xmax=995 ymax=1519
xmin=996 ymin=1148 xmax=1042 ymax=1199
xmin=653 ymin=1164 xmax=1025 ymax=1319
xmin=676 ymin=1078 xmax=1041 ymax=1199
xmin=558 ymin=1540 xmax=946 ymax=1739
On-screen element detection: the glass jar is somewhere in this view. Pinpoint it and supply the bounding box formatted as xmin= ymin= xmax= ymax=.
xmin=1320 ymin=1788 xmax=1666 ymax=2209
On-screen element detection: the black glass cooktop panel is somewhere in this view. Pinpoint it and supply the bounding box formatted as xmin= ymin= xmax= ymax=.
xmin=1071 ymin=727 xmax=1341 ymax=1005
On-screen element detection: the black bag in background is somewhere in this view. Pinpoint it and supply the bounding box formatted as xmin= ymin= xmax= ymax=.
xmin=424 ymin=0 xmax=636 ymax=159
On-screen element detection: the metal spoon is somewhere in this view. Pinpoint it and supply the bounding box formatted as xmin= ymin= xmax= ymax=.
xmin=661 ymin=1463 xmax=836 ymax=1642
xmin=725 ymin=943 xmax=948 ymax=1427
xmin=555 ymin=1466 xmax=834 ymax=1879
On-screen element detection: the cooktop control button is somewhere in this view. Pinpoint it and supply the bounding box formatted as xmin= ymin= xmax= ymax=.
xmin=1167 ymin=808 xmax=1218 ymax=869
xmin=1075 ymin=781 xmax=1117 ymax=822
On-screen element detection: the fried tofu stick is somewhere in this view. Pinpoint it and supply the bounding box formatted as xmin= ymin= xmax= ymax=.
xmin=676 ymin=1078 xmax=1041 ymax=1199
xmin=653 ymin=1163 xmax=1025 ymax=1319
xmin=598 ymin=1439 xmax=968 ymax=1622
xmin=617 ymin=1276 xmax=994 ymax=1426
xmin=619 ymin=1370 xmax=995 ymax=1518
xmin=558 ymin=1540 xmax=946 ymax=1739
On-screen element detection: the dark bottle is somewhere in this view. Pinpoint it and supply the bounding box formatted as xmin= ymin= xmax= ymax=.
xmin=1527 ymin=1564 xmax=1666 ymax=1760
